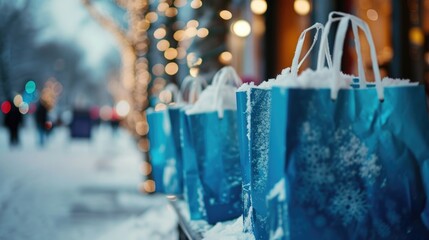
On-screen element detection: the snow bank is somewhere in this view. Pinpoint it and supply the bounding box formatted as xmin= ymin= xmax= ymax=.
xmin=203 ymin=216 xmax=254 ymax=240
xmin=96 ymin=204 xmax=179 ymax=240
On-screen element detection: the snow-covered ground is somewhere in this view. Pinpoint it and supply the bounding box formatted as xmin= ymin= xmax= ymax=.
xmin=0 ymin=117 xmax=178 ymax=240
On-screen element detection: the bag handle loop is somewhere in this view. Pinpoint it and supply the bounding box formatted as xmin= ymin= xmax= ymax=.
xmin=211 ymin=66 xmax=242 ymax=118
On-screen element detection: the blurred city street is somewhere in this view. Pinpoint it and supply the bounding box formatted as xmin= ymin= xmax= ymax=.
xmin=0 ymin=119 xmax=177 ymax=240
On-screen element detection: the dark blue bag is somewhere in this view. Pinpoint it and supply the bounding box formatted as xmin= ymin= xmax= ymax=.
xmin=184 ymin=67 xmax=243 ymax=224
xmin=180 ymin=107 xmax=207 ymax=220
xmin=235 ymin=23 xmax=324 ymax=240
xmin=268 ymin=13 xmax=429 ymax=239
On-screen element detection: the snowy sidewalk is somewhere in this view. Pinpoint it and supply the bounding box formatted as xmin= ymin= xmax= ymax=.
xmin=0 ymin=124 xmax=178 ymax=240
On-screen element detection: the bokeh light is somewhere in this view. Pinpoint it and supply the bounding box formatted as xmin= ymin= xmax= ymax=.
xmin=115 ymin=100 xmax=130 ymax=117
xmin=165 ymin=62 xmax=179 ymax=75
xmin=13 ymin=94 xmax=23 ymax=107
xmin=232 ymin=20 xmax=251 ymax=37
xmin=294 ymin=0 xmax=311 ymax=16
xmin=1 ymin=101 xmax=11 ymax=114
xmin=18 ymin=102 xmax=29 ymax=114
xmin=25 ymin=80 xmax=36 ymax=94
xmin=251 ymin=0 xmax=267 ymax=15
xmin=219 ymin=10 xmax=232 ymax=20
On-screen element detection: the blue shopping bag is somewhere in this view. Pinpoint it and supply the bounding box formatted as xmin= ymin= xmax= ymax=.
xmin=185 ymin=66 xmax=243 ymax=224
xmin=147 ymin=107 xmax=182 ymax=194
xmin=180 ymin=107 xmax=207 ymax=220
xmin=235 ymin=23 xmax=325 ymax=240
xmin=186 ymin=110 xmax=242 ymax=224
xmin=267 ymin=13 xmax=429 ymax=239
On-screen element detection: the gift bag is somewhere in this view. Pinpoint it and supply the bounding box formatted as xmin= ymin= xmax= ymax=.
xmin=268 ymin=12 xmax=429 ymax=239
xmin=179 ymin=76 xmax=208 ymax=220
xmin=185 ymin=66 xmax=243 ymax=224
xmin=237 ymin=23 xmax=325 ymax=240
xmin=147 ymin=84 xmax=184 ymax=194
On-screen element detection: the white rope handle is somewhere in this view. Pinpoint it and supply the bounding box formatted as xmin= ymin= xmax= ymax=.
xmin=290 ymin=23 xmax=326 ymax=80
xmin=164 ymin=83 xmax=183 ymax=104
xmin=211 ymin=66 xmax=242 ymax=118
xmin=180 ymin=76 xmax=205 ymax=104
xmin=329 ymin=12 xmax=384 ymax=100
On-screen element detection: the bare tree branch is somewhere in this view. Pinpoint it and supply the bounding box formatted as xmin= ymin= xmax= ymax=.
xmin=81 ymin=0 xmax=131 ymax=48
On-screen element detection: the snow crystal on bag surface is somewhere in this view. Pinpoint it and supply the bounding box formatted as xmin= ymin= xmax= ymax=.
xmin=186 ymin=85 xmax=237 ymax=115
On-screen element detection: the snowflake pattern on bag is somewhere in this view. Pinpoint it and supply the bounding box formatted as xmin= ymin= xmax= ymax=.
xmin=294 ymin=120 xmax=401 ymax=235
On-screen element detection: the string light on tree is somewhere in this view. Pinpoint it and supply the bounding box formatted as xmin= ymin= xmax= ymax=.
xmin=165 ymin=62 xmax=179 ymax=75
xmin=219 ymin=10 xmax=232 ymax=20
xmin=197 ymin=28 xmax=209 ymax=38
xmin=190 ymin=0 xmax=202 ymax=9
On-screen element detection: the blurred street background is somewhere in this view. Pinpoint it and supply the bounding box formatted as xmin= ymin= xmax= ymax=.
xmin=1 ymin=0 xmax=429 ymax=239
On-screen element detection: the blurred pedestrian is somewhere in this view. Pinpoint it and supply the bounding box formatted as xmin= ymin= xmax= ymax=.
xmin=35 ymin=101 xmax=48 ymax=146
xmin=3 ymin=99 xmax=23 ymax=146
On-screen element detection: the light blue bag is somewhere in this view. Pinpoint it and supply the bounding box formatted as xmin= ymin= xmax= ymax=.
xmin=268 ymin=12 xmax=429 ymax=239
xmin=147 ymin=84 xmax=184 ymax=194
xmin=185 ymin=67 xmax=243 ymax=224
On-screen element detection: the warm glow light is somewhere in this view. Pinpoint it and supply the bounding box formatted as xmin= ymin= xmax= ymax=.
xmin=115 ymin=100 xmax=130 ymax=117
xmin=219 ymin=51 xmax=233 ymax=64
xmin=190 ymin=67 xmax=199 ymax=77
xmin=174 ymin=0 xmax=187 ymax=8
xmin=294 ymin=0 xmax=311 ymax=16
xmin=187 ymin=20 xmax=199 ymax=28
xmin=154 ymin=28 xmax=166 ymax=39
xmin=232 ymin=20 xmax=251 ymax=37
xmin=165 ymin=7 xmax=178 ymax=17
xmin=164 ymin=48 xmax=178 ymax=60
xmin=146 ymin=12 xmax=158 ymax=23
xmin=197 ymin=28 xmax=209 ymax=38
xmin=141 ymin=161 xmax=152 ymax=175
xmin=142 ymin=180 xmax=156 ymax=193
xmin=158 ymin=2 xmax=169 ymax=12
xmin=155 ymin=103 xmax=167 ymax=111
xmin=136 ymin=121 xmax=149 ymax=136
xmin=251 ymin=0 xmax=267 ymax=15
xmin=13 ymin=95 xmax=23 ymax=107
xmin=425 ymin=52 xmax=429 ymax=64
xmin=176 ymin=47 xmax=186 ymax=59
xmin=159 ymin=90 xmax=173 ymax=103
xmin=174 ymin=30 xmax=185 ymax=41
xmin=366 ymin=9 xmax=378 ymax=21
xmin=190 ymin=0 xmax=202 ymax=9
xmin=165 ymin=62 xmax=179 ymax=75
xmin=219 ymin=10 xmax=232 ymax=20
xmin=138 ymin=138 xmax=150 ymax=152
xmin=157 ymin=40 xmax=170 ymax=51
xmin=409 ymin=27 xmax=424 ymax=46
xmin=152 ymin=64 xmax=165 ymax=76
xmin=19 ymin=102 xmax=29 ymax=114
xmin=185 ymin=27 xmax=198 ymax=38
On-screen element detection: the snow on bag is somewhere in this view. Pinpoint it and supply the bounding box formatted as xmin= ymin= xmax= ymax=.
xmin=267 ymin=12 xmax=429 ymax=239
xmin=184 ymin=66 xmax=243 ymax=224
xmin=236 ymin=23 xmax=325 ymax=240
